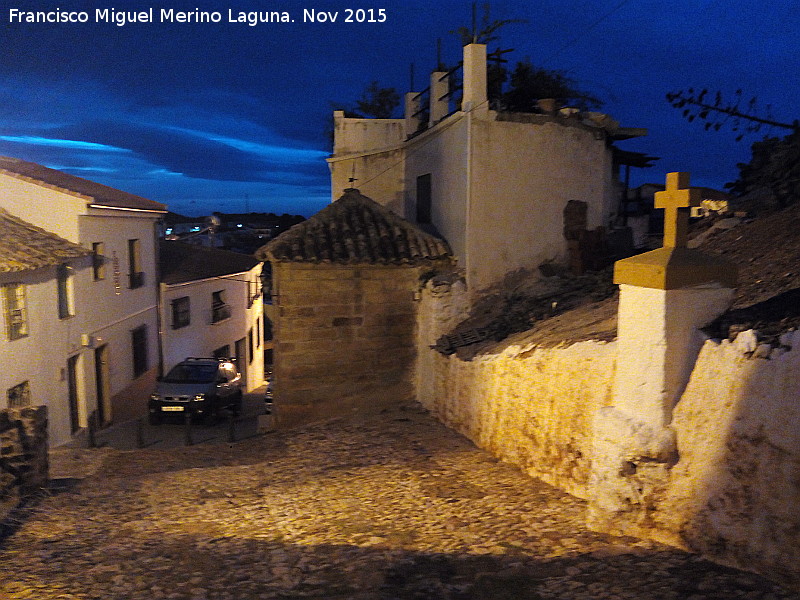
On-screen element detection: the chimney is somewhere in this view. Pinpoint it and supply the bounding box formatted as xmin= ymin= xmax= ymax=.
xmin=462 ymin=43 xmax=487 ymax=112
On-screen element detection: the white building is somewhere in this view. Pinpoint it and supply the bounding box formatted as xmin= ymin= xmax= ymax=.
xmin=0 ymin=156 xmax=166 ymax=445
xmin=328 ymin=44 xmax=647 ymax=295
xmin=159 ymin=241 xmax=265 ymax=392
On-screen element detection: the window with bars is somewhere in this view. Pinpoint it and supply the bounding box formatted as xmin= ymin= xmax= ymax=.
xmin=212 ymin=290 xmax=231 ymax=323
xmin=7 ymin=381 xmax=31 ymax=408
xmin=92 ymin=242 xmax=105 ymax=280
xmin=2 ymin=283 xmax=28 ymax=340
xmin=171 ymin=296 xmax=190 ymax=329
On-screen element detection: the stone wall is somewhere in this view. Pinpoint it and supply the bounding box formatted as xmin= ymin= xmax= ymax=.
xmin=417 ymin=279 xmax=800 ymax=587
xmin=271 ymin=261 xmax=426 ymax=428
xmin=1 ymin=406 xmax=49 ymax=521
xmin=416 ymin=279 xmax=616 ymax=498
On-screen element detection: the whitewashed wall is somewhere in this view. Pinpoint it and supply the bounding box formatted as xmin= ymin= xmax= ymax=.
xmin=416 ymin=280 xmax=800 ymax=586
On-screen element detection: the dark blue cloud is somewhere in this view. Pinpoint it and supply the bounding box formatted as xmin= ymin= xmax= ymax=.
xmin=0 ymin=0 xmax=798 ymax=214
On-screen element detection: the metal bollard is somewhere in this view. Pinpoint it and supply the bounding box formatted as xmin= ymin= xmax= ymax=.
xmin=184 ymin=408 xmax=193 ymax=446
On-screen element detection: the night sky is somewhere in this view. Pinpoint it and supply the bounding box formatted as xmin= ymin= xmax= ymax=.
xmin=1 ymin=0 xmax=797 ymax=217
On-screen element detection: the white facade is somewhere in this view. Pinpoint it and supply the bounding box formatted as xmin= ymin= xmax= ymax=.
xmin=0 ymin=159 xmax=165 ymax=446
xmin=159 ymin=247 xmax=265 ymax=393
xmin=329 ymin=44 xmax=643 ymax=295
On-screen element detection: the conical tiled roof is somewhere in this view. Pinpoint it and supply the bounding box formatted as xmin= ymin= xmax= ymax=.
xmin=259 ymin=189 xmax=451 ymax=265
xmin=0 ymin=208 xmax=91 ymax=273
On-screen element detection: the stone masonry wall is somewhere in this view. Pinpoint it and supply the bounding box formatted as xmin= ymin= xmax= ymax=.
xmin=417 ymin=279 xmax=800 ymax=586
xmin=1 ymin=406 xmax=49 ymax=521
xmin=271 ymin=262 xmax=425 ymax=428
xmin=416 ymin=279 xmax=616 ymax=498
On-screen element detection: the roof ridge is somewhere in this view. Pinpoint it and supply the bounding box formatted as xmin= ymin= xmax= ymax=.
xmin=258 ymin=189 xmax=451 ymax=265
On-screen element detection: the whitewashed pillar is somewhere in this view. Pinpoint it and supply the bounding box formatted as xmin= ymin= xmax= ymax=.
xmin=462 ymin=43 xmax=487 ymax=113
xmin=589 ymin=172 xmax=737 ymax=535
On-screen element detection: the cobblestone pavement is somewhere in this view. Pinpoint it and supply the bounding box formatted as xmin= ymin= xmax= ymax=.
xmin=2 ymin=404 xmax=798 ymax=600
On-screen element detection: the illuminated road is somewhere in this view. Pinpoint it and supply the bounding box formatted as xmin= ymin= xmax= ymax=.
xmin=2 ymin=403 xmax=795 ymax=599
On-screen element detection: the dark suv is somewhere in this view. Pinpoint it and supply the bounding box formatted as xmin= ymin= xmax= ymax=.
xmin=148 ymin=357 xmax=243 ymax=424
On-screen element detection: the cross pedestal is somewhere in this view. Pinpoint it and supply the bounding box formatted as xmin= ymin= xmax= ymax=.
xmin=589 ymin=172 xmax=737 ymax=536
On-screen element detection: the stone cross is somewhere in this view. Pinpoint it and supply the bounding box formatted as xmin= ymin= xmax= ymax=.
xmin=654 ymin=172 xmax=701 ymax=248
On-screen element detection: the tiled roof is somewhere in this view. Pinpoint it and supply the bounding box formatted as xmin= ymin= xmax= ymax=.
xmin=259 ymin=189 xmax=451 ymax=264
xmin=0 ymin=208 xmax=91 ymax=273
xmin=0 ymin=156 xmax=166 ymax=213
xmin=160 ymin=240 xmax=260 ymax=285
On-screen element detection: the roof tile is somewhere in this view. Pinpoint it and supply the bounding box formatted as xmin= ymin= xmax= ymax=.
xmin=0 ymin=208 xmax=91 ymax=273
xmin=259 ymin=189 xmax=451 ymax=265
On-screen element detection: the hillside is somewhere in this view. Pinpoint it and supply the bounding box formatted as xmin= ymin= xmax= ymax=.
xmin=440 ymin=200 xmax=800 ymax=357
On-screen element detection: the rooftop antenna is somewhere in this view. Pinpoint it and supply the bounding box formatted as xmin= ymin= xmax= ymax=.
xmin=472 ymin=1 xmax=477 ymax=43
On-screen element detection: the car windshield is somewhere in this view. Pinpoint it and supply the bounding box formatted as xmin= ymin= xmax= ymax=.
xmin=163 ymin=364 xmax=218 ymax=384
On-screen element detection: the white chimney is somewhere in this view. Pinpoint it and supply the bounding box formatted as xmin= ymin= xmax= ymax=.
xmin=462 ymin=43 xmax=487 ymax=113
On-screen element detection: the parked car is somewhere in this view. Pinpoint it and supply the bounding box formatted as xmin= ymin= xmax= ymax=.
xmin=149 ymin=357 xmax=243 ymax=424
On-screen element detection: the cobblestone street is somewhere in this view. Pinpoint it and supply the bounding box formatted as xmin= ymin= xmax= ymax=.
xmin=1 ymin=403 xmax=797 ymax=600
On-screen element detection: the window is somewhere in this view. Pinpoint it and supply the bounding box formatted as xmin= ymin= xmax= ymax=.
xmin=128 ymin=239 xmax=144 ymax=289
xmin=131 ymin=325 xmax=148 ymax=377
xmin=256 ymin=316 xmax=261 ymax=348
xmin=2 ymin=283 xmax=28 ymax=340
xmin=171 ymin=296 xmax=190 ymax=329
xmin=416 ymin=173 xmax=432 ymax=224
xmin=211 ymin=290 xmax=231 ymax=323
xmin=57 ymin=263 xmax=75 ymax=319
xmin=92 ymin=242 xmax=105 ymax=280
xmin=248 ymin=327 xmax=254 ymax=363
xmin=7 ymin=381 xmax=31 ymax=408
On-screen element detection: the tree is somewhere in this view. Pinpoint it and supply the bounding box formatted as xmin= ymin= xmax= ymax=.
xmin=451 ymin=4 xmax=601 ymax=113
xmin=354 ymin=81 xmax=401 ymax=119
xmin=666 ymin=88 xmax=797 ymax=141
xmin=334 ymin=81 xmax=400 ymax=119
xmin=666 ymin=88 xmax=800 ymax=207
xmin=500 ymin=60 xmax=602 ymax=113
xmin=450 ymin=2 xmax=526 ymax=46
xmin=727 ymin=132 xmax=800 ymax=208
xmin=328 ymin=81 xmax=401 ymax=148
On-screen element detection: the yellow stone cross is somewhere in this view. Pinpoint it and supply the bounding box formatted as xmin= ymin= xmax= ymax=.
xmin=654 ymin=172 xmax=701 ymax=248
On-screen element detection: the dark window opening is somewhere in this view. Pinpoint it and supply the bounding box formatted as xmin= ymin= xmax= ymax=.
xmin=416 ymin=173 xmax=432 ymax=224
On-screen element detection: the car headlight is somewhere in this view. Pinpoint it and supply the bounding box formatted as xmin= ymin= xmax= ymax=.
xmin=192 ymin=394 xmax=206 ymax=402
xmin=150 ymin=393 xmax=161 ymax=401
